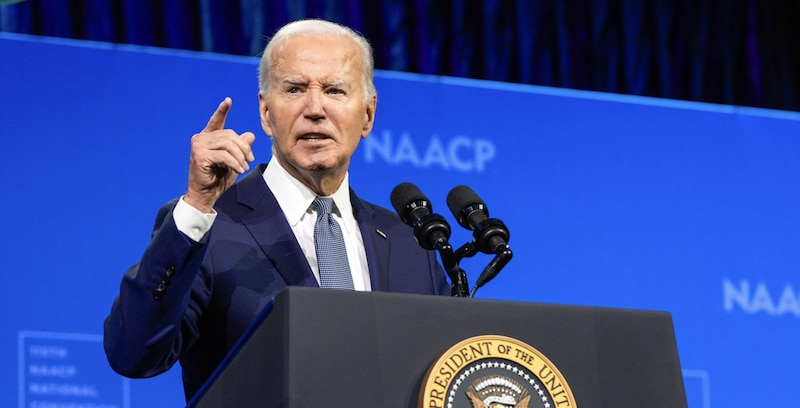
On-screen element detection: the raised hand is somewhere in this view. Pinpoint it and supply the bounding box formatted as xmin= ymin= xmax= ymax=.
xmin=184 ymin=97 xmax=256 ymax=213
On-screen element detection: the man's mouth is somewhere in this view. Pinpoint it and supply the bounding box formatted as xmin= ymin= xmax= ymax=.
xmin=300 ymin=133 xmax=330 ymax=140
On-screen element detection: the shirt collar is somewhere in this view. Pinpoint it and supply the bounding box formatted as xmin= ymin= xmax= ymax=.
xmin=263 ymin=157 xmax=353 ymax=230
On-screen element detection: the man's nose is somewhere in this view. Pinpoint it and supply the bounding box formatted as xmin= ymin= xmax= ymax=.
xmin=304 ymin=90 xmax=326 ymax=120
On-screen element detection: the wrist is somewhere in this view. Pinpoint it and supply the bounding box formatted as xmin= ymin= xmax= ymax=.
xmin=183 ymin=191 xmax=216 ymax=214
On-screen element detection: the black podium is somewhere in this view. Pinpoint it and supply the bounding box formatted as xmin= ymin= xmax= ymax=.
xmin=191 ymin=287 xmax=687 ymax=407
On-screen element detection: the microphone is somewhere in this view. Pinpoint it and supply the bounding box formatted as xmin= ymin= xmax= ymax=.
xmin=391 ymin=182 xmax=469 ymax=297
xmin=446 ymin=185 xmax=510 ymax=254
xmin=390 ymin=182 xmax=451 ymax=250
xmin=446 ymin=185 xmax=513 ymax=291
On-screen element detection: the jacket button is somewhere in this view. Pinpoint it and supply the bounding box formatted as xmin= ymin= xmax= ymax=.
xmin=153 ymin=282 xmax=168 ymax=301
xmin=152 ymin=289 xmax=165 ymax=301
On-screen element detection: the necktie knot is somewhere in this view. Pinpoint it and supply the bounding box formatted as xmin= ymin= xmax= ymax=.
xmin=313 ymin=196 xmax=334 ymax=216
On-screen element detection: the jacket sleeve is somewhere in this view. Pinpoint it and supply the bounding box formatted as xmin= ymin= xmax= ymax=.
xmin=103 ymin=200 xmax=211 ymax=378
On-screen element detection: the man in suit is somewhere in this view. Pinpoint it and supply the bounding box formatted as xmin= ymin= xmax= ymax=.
xmin=103 ymin=19 xmax=451 ymax=402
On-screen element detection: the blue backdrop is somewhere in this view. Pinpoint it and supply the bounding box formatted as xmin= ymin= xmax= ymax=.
xmin=2 ymin=33 xmax=798 ymax=407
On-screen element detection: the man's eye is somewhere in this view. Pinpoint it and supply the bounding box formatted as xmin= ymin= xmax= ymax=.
xmin=327 ymin=88 xmax=344 ymax=95
xmin=287 ymin=87 xmax=300 ymax=94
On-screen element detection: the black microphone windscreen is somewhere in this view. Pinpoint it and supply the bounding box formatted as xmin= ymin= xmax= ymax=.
xmin=390 ymin=182 xmax=428 ymax=218
xmin=446 ymin=185 xmax=484 ymax=218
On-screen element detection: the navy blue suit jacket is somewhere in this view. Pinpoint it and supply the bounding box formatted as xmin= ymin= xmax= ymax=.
xmin=104 ymin=164 xmax=450 ymax=401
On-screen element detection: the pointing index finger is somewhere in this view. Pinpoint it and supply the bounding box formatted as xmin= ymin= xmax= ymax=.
xmin=203 ymin=97 xmax=232 ymax=132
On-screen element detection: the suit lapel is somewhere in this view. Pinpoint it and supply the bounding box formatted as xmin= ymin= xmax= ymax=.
xmin=351 ymin=190 xmax=390 ymax=292
xmin=234 ymin=165 xmax=318 ymax=288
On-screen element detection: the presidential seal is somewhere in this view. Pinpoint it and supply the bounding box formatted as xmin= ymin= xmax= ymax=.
xmin=420 ymin=335 xmax=576 ymax=408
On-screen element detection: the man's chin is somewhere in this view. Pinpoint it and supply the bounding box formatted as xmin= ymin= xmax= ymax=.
xmin=306 ymin=163 xmax=334 ymax=173
xmin=297 ymin=159 xmax=343 ymax=175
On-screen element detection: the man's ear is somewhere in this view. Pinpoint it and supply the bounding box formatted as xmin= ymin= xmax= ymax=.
xmin=361 ymin=93 xmax=377 ymax=138
xmin=258 ymin=91 xmax=273 ymax=136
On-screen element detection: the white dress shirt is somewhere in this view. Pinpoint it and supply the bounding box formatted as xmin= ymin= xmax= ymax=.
xmin=173 ymin=157 xmax=371 ymax=291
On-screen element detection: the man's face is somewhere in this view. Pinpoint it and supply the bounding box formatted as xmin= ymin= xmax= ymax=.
xmin=259 ymin=35 xmax=376 ymax=184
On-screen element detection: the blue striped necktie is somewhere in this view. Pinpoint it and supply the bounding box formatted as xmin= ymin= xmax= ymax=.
xmin=313 ymin=197 xmax=354 ymax=290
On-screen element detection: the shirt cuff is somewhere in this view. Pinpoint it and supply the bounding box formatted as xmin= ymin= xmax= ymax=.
xmin=173 ymin=196 xmax=217 ymax=242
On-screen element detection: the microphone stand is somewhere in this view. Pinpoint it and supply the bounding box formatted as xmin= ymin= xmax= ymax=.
xmin=433 ymin=239 xmax=469 ymax=297
xmin=452 ymin=242 xmax=479 ymax=297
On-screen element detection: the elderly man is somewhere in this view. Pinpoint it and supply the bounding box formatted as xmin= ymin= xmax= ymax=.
xmin=104 ymin=19 xmax=450 ymax=401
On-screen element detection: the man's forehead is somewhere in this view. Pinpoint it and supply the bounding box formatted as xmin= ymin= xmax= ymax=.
xmin=272 ymin=52 xmax=360 ymax=81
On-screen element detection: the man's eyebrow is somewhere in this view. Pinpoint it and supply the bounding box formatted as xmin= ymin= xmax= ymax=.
xmin=283 ymin=77 xmax=306 ymax=85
